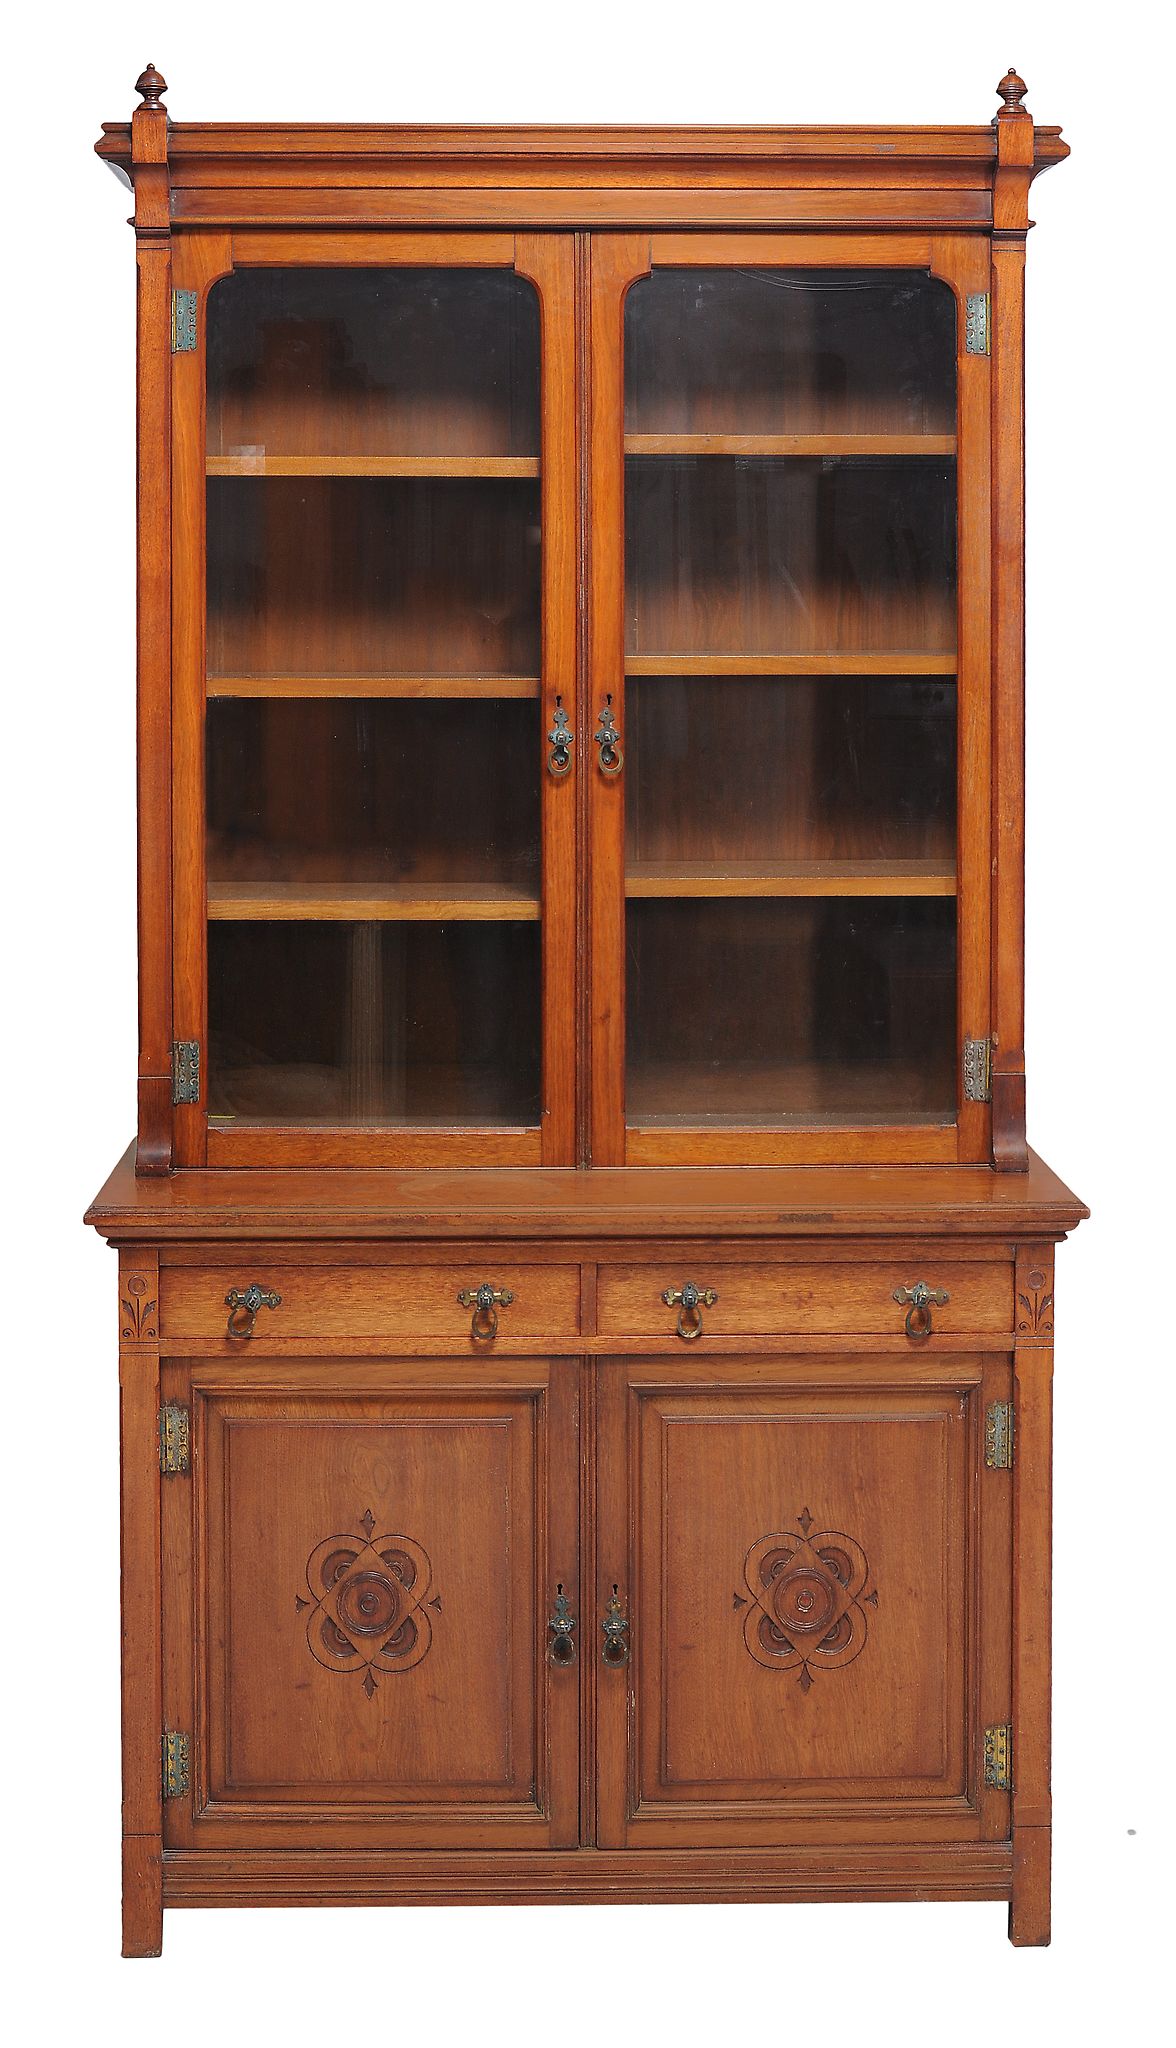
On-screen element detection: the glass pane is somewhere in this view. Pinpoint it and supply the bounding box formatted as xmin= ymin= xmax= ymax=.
xmin=627 ymin=899 xmax=956 ymax=1126
xmin=623 ymin=269 xmax=958 ymax=1131
xmin=209 ymin=922 xmax=540 ymax=1126
xmin=625 ymin=268 xmax=955 ymax=437
xmin=203 ymin=268 xmax=542 ymax=1131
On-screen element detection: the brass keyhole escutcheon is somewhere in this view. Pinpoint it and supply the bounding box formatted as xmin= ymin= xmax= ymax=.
xmin=601 ymin=1586 xmax=630 ymax=1667
xmin=593 ymin=700 xmax=623 ymax=777
xmin=547 ymin=1584 xmax=577 ymax=1666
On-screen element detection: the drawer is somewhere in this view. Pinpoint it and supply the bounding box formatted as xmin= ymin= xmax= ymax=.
xmin=159 ymin=1263 xmax=581 ymax=1343
xmin=596 ymin=1262 xmax=1011 ymax=1340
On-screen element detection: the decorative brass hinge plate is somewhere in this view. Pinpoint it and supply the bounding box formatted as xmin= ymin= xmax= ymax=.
xmin=965 ymin=292 xmax=990 ymax=355
xmin=172 ymin=1039 xmax=200 ymax=1105
xmin=962 ymin=1035 xmax=992 ymax=1103
xmin=171 ymin=288 xmax=198 ymax=353
xmin=985 ymin=1400 xmax=1014 ymax=1470
xmin=159 ymin=1404 xmax=190 ymax=1475
xmin=984 ymin=1723 xmax=1013 ymax=1791
xmin=162 ymin=1731 xmax=190 ymax=1800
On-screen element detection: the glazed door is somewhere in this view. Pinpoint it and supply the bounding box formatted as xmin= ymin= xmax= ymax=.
xmin=171 ymin=233 xmax=576 ymax=1167
xmin=588 ymin=234 xmax=992 ymax=1165
xmin=160 ymin=1358 xmax=579 ymax=1850
xmin=595 ymin=1355 xmax=1011 ymax=1848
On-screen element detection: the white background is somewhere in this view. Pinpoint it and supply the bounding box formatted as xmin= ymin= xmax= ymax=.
xmin=4 ymin=1 xmax=1171 ymax=2037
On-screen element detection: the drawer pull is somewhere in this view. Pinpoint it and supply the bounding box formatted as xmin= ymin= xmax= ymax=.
xmin=662 ymin=1281 xmax=718 ymax=1341
xmin=457 ymin=1283 xmax=515 ymax=1342
xmin=593 ymin=699 xmax=624 ymax=777
xmin=224 ymin=1284 xmax=282 ymax=1339
xmin=601 ymin=1586 xmax=630 ymax=1668
xmin=892 ymin=1280 xmax=950 ymax=1339
xmin=547 ymin=1584 xmax=577 ymax=1666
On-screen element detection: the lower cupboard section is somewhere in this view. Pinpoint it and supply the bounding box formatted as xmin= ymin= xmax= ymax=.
xmin=159 ymin=1351 xmax=1012 ymax=1860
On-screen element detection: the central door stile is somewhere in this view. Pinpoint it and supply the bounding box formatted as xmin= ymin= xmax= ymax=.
xmin=587 ymin=237 xmax=653 ymax=1164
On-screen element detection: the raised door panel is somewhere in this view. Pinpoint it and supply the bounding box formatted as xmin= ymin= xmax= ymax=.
xmin=596 ymin=1354 xmax=1011 ymax=1848
xmin=161 ymin=1357 xmax=578 ymax=1849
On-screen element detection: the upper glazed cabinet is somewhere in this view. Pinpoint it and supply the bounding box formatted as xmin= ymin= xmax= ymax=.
xmin=133 ymin=79 xmax=1050 ymax=1172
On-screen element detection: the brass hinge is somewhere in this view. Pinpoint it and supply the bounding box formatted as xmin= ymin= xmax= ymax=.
xmin=162 ymin=1731 xmax=190 ymax=1800
xmin=962 ymin=1035 xmax=992 ymax=1103
xmin=965 ymin=292 xmax=990 ymax=355
xmin=172 ymin=1039 xmax=200 ymax=1105
xmin=171 ymin=287 xmax=198 ymax=352
xmin=159 ymin=1403 xmax=190 ymax=1475
xmin=984 ymin=1723 xmax=1013 ymax=1792
xmin=985 ymin=1400 xmax=1014 ymax=1470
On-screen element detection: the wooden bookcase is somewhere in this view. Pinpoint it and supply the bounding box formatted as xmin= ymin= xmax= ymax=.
xmin=87 ymin=64 xmax=1086 ymax=1955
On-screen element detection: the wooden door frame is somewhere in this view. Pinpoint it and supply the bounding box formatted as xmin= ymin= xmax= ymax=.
xmin=160 ymin=1352 xmax=580 ymax=1850
xmin=586 ymin=230 xmax=993 ymax=1167
xmin=169 ymin=228 xmax=579 ymax=1169
xmin=595 ymin=1349 xmax=1012 ymax=1851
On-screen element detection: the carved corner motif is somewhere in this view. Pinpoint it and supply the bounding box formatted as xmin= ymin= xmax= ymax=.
xmin=1016 ymin=1265 xmax=1054 ymax=1336
xmin=737 ymin=1508 xmax=876 ymax=1693
xmin=120 ymin=1273 xmax=158 ymax=1340
xmin=298 ymin=1513 xmax=438 ymax=1696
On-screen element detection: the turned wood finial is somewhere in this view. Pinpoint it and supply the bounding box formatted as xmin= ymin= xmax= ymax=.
xmin=996 ymin=68 xmax=1028 ymax=114
xmin=135 ymin=64 xmax=168 ymax=110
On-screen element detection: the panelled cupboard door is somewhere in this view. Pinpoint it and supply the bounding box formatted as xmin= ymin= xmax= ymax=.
xmin=595 ymin=1355 xmax=1011 ymax=1849
xmin=170 ymin=231 xmax=577 ymax=1170
xmin=588 ymin=232 xmax=993 ymax=1167
xmin=160 ymin=1358 xmax=579 ymax=1849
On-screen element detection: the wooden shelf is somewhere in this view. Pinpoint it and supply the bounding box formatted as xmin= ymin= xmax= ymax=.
xmin=207 ymin=674 xmax=540 ymax=700
xmin=207 ymin=455 xmax=540 ymax=478
xmin=208 ymin=880 xmax=541 ymax=922
xmin=625 ymin=653 xmax=956 ymax=677
xmin=625 ymin=434 xmax=956 ymax=458
xmin=625 ymin=1056 xmax=954 ymax=1128
xmin=626 ymin=860 xmax=957 ymax=899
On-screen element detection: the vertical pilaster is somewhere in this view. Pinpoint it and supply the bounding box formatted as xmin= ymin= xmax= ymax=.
xmin=118 ymin=1244 xmax=163 ymax=1955
xmin=1009 ymin=1238 xmax=1055 ymax=1944
xmin=131 ymin=66 xmax=174 ymax=1173
xmin=990 ymin=71 xmax=1034 ymax=1170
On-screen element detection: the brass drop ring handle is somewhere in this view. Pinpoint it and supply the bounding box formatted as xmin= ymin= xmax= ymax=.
xmin=224 ymin=1284 xmax=282 ymax=1339
xmin=547 ymin=1585 xmax=577 ymax=1667
xmin=892 ymin=1280 xmax=950 ymax=1340
xmin=663 ymin=1281 xmax=718 ymax=1341
xmin=601 ymin=1587 xmax=630 ymax=1668
xmin=457 ymin=1283 xmax=514 ymax=1342
xmin=593 ymin=702 xmax=624 ymax=778
xmin=547 ymin=700 xmax=573 ymax=779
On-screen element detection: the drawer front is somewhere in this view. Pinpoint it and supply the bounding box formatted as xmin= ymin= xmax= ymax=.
xmin=596 ymin=1262 xmax=1010 ymax=1338
xmin=160 ymin=1264 xmax=581 ymax=1342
